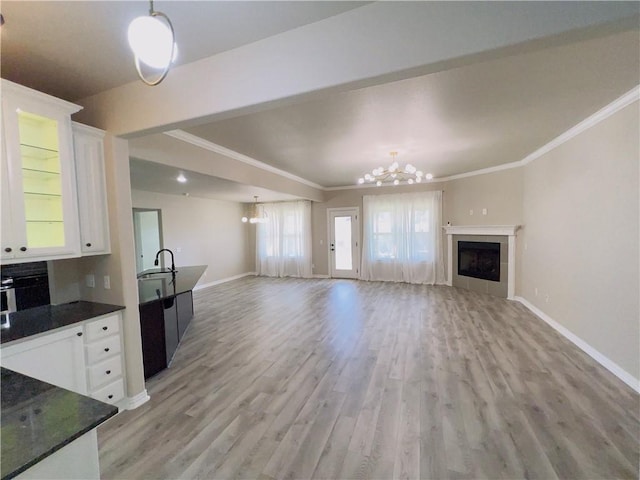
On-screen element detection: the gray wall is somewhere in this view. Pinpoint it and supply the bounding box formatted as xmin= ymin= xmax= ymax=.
xmin=520 ymin=102 xmax=639 ymax=380
xmin=311 ymin=168 xmax=524 ymax=277
xmin=131 ymin=190 xmax=254 ymax=285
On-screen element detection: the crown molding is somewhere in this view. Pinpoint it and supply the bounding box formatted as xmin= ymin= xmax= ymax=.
xmin=163 ymin=130 xmax=324 ymax=190
xmin=2 ymin=79 xmax=83 ymax=115
xmin=72 ymin=121 xmax=105 ymax=139
xmin=165 ymin=85 xmax=639 ymax=192
xmin=520 ymin=85 xmax=640 ymax=166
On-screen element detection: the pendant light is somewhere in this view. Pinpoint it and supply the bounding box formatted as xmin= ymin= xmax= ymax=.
xmin=241 ymin=196 xmax=268 ymax=224
xmin=128 ymin=0 xmax=178 ymax=86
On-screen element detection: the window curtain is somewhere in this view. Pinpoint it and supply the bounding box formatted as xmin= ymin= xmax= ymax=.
xmin=361 ymin=191 xmax=445 ymax=284
xmin=256 ymin=200 xmax=312 ymax=278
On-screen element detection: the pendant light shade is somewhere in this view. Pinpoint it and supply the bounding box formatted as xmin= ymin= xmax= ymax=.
xmin=128 ymin=0 xmax=178 ymax=86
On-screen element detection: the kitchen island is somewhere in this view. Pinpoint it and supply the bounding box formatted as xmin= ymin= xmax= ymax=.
xmin=138 ymin=265 xmax=206 ymax=379
xmin=1 ymin=368 xmax=117 ymax=480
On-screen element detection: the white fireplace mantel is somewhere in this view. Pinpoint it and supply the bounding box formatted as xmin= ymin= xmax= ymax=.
xmin=443 ymin=225 xmax=520 ymax=236
xmin=443 ymin=225 xmax=521 ymax=299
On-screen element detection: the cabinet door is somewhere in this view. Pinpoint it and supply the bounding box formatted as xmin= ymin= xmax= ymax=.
xmin=1 ymin=80 xmax=81 ymax=262
xmin=0 ymin=326 xmax=87 ymax=394
xmin=72 ymin=123 xmax=110 ymax=256
xmin=1 ymin=128 xmax=17 ymax=261
xmin=139 ymin=301 xmax=167 ymax=379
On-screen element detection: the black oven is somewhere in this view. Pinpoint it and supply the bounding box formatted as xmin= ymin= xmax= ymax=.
xmin=1 ymin=262 xmax=51 ymax=319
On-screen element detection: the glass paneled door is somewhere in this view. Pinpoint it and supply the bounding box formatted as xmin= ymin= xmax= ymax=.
xmin=328 ymin=208 xmax=360 ymax=279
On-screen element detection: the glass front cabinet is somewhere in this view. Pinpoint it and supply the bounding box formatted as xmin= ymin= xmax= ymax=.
xmin=1 ymin=80 xmax=83 ymax=262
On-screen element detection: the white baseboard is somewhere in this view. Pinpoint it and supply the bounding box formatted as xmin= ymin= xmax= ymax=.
xmin=515 ymin=296 xmax=640 ymax=393
xmin=123 ymin=389 xmax=150 ymax=410
xmin=193 ymin=272 xmax=256 ymax=291
xmin=313 ymin=274 xmax=330 ymax=279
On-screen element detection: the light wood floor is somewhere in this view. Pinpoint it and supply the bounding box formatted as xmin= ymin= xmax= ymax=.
xmin=99 ymin=277 xmax=639 ymax=479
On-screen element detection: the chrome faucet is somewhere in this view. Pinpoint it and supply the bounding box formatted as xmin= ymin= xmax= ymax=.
xmin=154 ymin=248 xmax=176 ymax=272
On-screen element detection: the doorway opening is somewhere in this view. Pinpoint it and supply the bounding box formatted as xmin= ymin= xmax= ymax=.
xmin=133 ymin=208 xmax=164 ymax=274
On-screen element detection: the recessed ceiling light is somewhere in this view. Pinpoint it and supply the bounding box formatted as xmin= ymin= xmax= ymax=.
xmin=176 ymin=173 xmax=187 ymax=183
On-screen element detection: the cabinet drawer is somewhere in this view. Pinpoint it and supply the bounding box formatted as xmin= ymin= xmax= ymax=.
xmin=85 ymin=336 xmax=121 ymax=365
xmin=85 ymin=314 xmax=120 ymax=342
xmin=91 ymin=379 xmax=125 ymax=405
xmin=88 ymin=356 xmax=122 ymax=390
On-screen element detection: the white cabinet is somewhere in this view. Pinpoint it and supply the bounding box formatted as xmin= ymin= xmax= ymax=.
xmin=83 ymin=313 xmax=126 ymax=407
xmin=0 ymin=311 xmax=126 ymax=408
xmin=72 ymin=122 xmax=111 ymax=256
xmin=0 ymin=325 xmax=88 ymax=394
xmin=15 ymin=430 xmax=101 ymax=480
xmin=1 ymin=80 xmax=82 ymax=263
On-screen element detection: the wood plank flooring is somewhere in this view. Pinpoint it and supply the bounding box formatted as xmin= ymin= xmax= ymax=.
xmin=98 ymin=277 xmax=639 ymax=479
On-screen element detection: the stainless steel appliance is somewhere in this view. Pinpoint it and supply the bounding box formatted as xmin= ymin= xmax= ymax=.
xmin=1 ymin=262 xmax=50 ymax=320
xmin=1 ymin=277 xmax=16 ymax=317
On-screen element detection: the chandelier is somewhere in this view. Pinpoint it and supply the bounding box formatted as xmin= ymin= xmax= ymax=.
xmin=241 ymin=196 xmax=268 ymax=224
xmin=358 ymin=152 xmax=433 ymax=186
xmin=128 ymin=0 xmax=178 ymax=86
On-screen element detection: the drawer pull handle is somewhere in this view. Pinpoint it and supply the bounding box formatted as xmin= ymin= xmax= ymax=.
xmin=4 ymin=247 xmax=11 ymax=253
xmin=19 ymin=246 xmax=27 ymax=252
xmin=102 ymin=326 xmax=108 ymax=331
xmin=86 ymin=243 xmax=92 ymax=247
xmin=106 ymin=370 xmax=112 ymax=375
xmin=77 ymin=332 xmax=83 ymax=337
xmin=104 ymin=347 xmax=110 ymax=352
xmin=108 ymin=394 xmax=114 ymax=399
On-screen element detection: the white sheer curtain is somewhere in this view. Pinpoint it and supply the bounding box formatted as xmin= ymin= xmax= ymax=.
xmin=256 ymin=200 xmax=312 ymax=278
xmin=361 ymin=191 xmax=445 ymax=284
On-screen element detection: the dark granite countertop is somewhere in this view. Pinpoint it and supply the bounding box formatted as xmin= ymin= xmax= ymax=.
xmin=0 ymin=301 xmax=125 ymax=345
xmin=0 ymin=368 xmax=118 ymax=480
xmin=138 ymin=265 xmax=207 ymax=306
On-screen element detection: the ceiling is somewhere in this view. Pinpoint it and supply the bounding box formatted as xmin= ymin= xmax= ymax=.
xmin=2 ymin=2 xmax=639 ymax=200
xmin=0 ymin=1 xmax=368 ymax=101
xmin=183 ymin=30 xmax=640 ymax=187
xmin=130 ymin=158 xmax=301 ymax=203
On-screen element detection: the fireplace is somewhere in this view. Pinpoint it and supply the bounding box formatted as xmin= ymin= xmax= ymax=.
xmin=444 ymin=225 xmax=520 ymax=299
xmin=458 ymin=241 xmax=500 ymax=282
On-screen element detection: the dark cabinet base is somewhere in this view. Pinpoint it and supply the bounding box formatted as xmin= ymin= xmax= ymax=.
xmin=139 ymin=291 xmax=195 ymax=380
xmin=139 ymin=301 xmax=166 ymax=379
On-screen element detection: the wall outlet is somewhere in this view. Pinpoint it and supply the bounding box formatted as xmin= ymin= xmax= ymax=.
xmin=86 ymin=274 xmax=95 ymax=288
xmin=469 ymin=209 xmax=474 ymax=216
xmin=482 ymin=208 xmax=487 ymax=215
xmin=534 ymin=287 xmax=538 ymax=296
xmin=176 ymin=247 xmax=182 ymax=253
xmin=103 ymin=275 xmax=111 ymax=290
xmin=545 ymin=293 xmax=550 ymax=303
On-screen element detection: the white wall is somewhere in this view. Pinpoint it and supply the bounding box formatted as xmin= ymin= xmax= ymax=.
xmin=131 ymin=190 xmax=254 ymax=286
xmin=520 ymin=102 xmax=639 ymax=383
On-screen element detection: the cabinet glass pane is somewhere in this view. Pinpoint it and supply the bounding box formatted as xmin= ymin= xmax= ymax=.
xmin=18 ymin=111 xmax=65 ymax=248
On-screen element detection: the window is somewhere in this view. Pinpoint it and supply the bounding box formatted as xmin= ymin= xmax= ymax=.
xmin=256 ymin=200 xmax=312 ymax=278
xmin=361 ymin=191 xmax=444 ymax=284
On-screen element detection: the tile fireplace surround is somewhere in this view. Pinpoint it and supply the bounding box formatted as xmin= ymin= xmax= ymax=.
xmin=443 ymin=225 xmax=521 ymax=299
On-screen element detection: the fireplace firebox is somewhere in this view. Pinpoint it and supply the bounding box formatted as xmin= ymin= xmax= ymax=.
xmin=458 ymin=241 xmax=500 ymax=282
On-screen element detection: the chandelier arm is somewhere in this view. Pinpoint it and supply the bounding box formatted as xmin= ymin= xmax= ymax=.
xmin=133 ymin=10 xmax=176 ymax=86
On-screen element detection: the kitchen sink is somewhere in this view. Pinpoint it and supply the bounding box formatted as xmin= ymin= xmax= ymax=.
xmin=137 ymin=270 xmax=177 ymax=280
